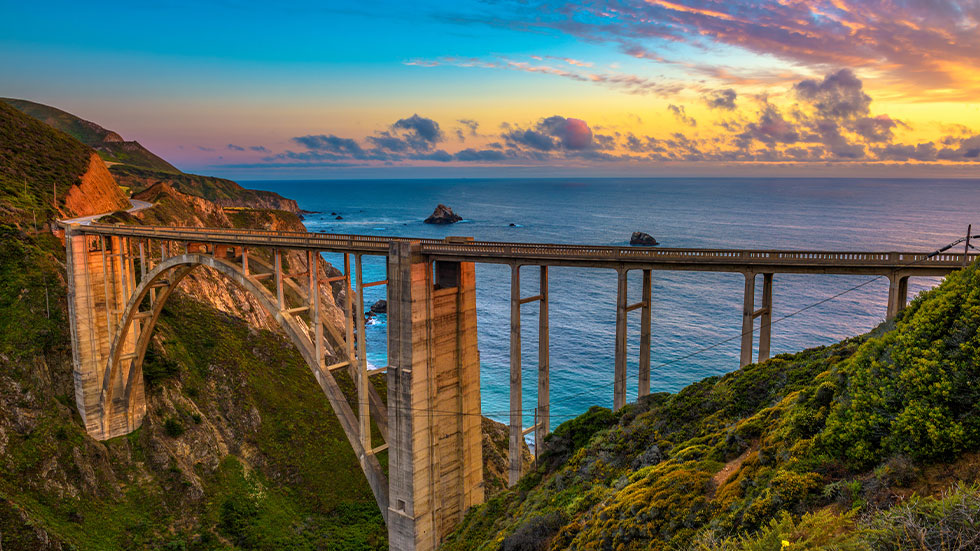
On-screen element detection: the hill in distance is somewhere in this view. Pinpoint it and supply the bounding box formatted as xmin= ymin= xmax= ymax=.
xmin=3 ymin=98 xmax=300 ymax=213
xmin=2 ymin=97 xmax=180 ymax=174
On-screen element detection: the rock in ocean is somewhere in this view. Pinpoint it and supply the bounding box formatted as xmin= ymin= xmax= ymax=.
xmin=630 ymin=231 xmax=659 ymax=246
xmin=424 ymin=204 xmax=463 ymax=224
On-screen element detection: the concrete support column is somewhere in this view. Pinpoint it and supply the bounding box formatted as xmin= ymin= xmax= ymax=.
xmin=887 ymin=273 xmax=909 ymax=319
xmin=740 ymin=272 xmax=756 ymax=368
xmin=344 ymin=254 xmax=356 ymax=376
xmin=387 ymin=241 xmax=483 ymax=551
xmin=138 ymin=240 xmax=147 ymax=280
xmin=508 ymin=264 xmax=522 ymax=487
xmin=355 ymin=254 xmax=371 ymax=452
xmin=638 ymin=269 xmax=652 ymax=398
xmin=614 ymin=268 xmax=628 ymax=411
xmin=758 ymin=273 xmax=773 ymax=362
xmin=312 ymin=252 xmax=324 ymax=370
xmin=274 ymin=249 xmax=284 ymax=309
xmin=242 ymin=247 xmax=250 ymax=276
xmin=536 ymin=266 xmax=550 ymax=450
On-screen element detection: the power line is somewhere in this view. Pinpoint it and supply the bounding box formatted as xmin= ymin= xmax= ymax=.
xmin=331 ymin=230 xmax=980 ymax=421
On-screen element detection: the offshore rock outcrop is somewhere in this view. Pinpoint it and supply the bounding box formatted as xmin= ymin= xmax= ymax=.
xmin=630 ymin=231 xmax=659 ymax=246
xmin=424 ymin=203 xmax=463 ymax=224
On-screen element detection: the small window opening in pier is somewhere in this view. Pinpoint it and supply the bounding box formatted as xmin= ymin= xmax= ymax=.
xmin=434 ymin=261 xmax=460 ymax=290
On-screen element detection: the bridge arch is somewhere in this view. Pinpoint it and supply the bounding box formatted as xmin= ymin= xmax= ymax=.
xmin=98 ymin=252 xmax=389 ymax=520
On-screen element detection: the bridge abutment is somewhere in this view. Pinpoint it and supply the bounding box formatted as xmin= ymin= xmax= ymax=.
xmin=387 ymin=241 xmax=484 ymax=551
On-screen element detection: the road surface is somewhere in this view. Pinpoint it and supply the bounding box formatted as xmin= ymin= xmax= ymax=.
xmin=61 ymin=198 xmax=153 ymax=226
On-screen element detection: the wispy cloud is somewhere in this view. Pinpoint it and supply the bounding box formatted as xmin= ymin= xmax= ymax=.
xmin=403 ymin=55 xmax=684 ymax=96
xmin=438 ymin=0 xmax=980 ymax=99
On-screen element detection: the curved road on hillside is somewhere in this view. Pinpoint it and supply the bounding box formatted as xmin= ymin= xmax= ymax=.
xmin=61 ymin=198 xmax=153 ymax=226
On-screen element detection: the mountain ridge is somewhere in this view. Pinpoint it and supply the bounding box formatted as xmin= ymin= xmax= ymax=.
xmin=2 ymin=97 xmax=300 ymax=214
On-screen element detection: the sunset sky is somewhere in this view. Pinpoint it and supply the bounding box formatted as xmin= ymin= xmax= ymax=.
xmin=2 ymin=0 xmax=979 ymax=178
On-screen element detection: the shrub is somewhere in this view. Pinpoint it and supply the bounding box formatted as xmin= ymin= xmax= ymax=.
xmin=862 ymin=484 xmax=980 ymax=551
xmin=501 ymin=512 xmax=567 ymax=551
xmin=691 ymin=509 xmax=863 ymax=551
xmin=164 ymin=417 xmax=184 ymax=437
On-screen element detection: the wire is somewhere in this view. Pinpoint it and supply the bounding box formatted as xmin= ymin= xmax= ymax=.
xmin=331 ymin=231 xmax=980 ymax=420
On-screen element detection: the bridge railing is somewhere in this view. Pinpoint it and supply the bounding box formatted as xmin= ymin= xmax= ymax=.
xmin=75 ymin=223 xmax=977 ymax=267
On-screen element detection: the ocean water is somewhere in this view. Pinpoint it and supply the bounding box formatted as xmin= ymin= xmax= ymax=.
xmin=243 ymin=178 xmax=980 ymax=429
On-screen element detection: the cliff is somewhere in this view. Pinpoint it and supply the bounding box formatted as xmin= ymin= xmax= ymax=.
xmin=444 ymin=261 xmax=980 ymax=550
xmin=62 ymin=153 xmax=130 ymax=217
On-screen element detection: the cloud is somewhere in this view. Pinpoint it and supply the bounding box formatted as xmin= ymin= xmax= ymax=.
xmin=406 ymin=55 xmax=683 ymax=97
xmin=249 ymin=145 xmax=269 ymax=152
xmin=794 ymin=69 xmax=870 ymax=120
xmin=366 ymin=131 xmax=412 ymax=153
xmin=453 ymin=148 xmax=508 ymax=161
xmin=244 ymin=73 xmax=978 ymax=170
xmin=937 ymin=134 xmax=980 ymax=160
xmin=703 ymin=88 xmax=737 ymax=110
xmin=441 ymin=0 xmax=980 ymax=98
xmin=293 ymin=134 xmax=369 ymax=158
xmin=393 ymin=114 xmax=444 ymax=148
xmin=456 ymin=118 xmax=480 ymax=140
xmin=737 ymin=103 xmax=799 ymax=147
xmin=668 ymin=104 xmax=697 ymax=127
xmin=504 ymin=116 xmax=595 ymax=152
xmin=227 ymin=143 xmax=246 ymax=151
xmin=458 ymin=119 xmax=479 ymax=134
xmin=852 ymin=115 xmax=897 ymax=142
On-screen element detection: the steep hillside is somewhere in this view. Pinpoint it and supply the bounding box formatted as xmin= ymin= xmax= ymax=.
xmin=3 ymin=98 xmax=300 ymax=214
xmin=0 ymin=101 xmax=129 ymax=226
xmin=111 ymin=164 xmax=300 ymax=213
xmin=2 ymin=98 xmax=180 ymax=173
xmin=446 ymin=262 xmax=980 ymax=550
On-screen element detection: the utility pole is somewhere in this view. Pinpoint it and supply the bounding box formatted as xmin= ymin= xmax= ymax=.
xmin=964 ymin=224 xmax=973 ymax=267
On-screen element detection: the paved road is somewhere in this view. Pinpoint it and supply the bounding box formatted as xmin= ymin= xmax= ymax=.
xmin=61 ymin=198 xmax=153 ymax=226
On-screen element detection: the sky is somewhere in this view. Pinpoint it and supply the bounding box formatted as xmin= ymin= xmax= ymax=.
xmin=2 ymin=0 xmax=979 ymax=179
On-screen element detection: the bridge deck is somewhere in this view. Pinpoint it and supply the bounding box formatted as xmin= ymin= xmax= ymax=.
xmin=72 ymin=223 xmax=975 ymax=276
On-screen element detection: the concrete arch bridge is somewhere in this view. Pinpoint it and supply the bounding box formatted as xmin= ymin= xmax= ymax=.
xmin=63 ymin=223 xmax=974 ymax=551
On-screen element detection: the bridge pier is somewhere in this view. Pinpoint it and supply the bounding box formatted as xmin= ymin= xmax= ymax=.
xmin=740 ymin=272 xmax=773 ymax=368
xmin=387 ymin=241 xmax=483 ymax=551
xmin=614 ymin=269 xmax=654 ymax=409
xmin=887 ymin=273 xmax=910 ymax=319
xmin=508 ymin=264 xmax=552 ymax=485
xmin=536 ymin=266 xmax=550 ymax=458
xmin=66 ymin=227 xmax=144 ymax=439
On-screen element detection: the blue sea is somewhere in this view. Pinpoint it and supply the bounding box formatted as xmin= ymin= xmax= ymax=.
xmin=243 ymin=178 xmax=980 ymax=430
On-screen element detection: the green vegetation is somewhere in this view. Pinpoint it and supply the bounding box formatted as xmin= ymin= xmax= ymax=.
xmin=111 ymin=165 xmax=297 ymax=211
xmin=0 ymin=101 xmax=92 ymax=226
xmin=0 ymin=102 xmax=385 ymax=548
xmin=446 ymin=261 xmax=980 ymax=550
xmin=2 ymin=98 xmax=180 ymax=173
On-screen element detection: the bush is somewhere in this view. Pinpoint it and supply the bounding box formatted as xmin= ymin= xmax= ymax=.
xmin=692 ymin=509 xmax=863 ymax=550
xmin=164 ymin=417 xmax=184 ymax=437
xmin=501 ymin=512 xmax=567 ymax=551
xmin=863 ymin=484 xmax=980 ymax=551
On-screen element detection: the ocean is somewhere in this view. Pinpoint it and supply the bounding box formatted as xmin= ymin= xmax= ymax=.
xmin=242 ymin=177 xmax=980 ymax=429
